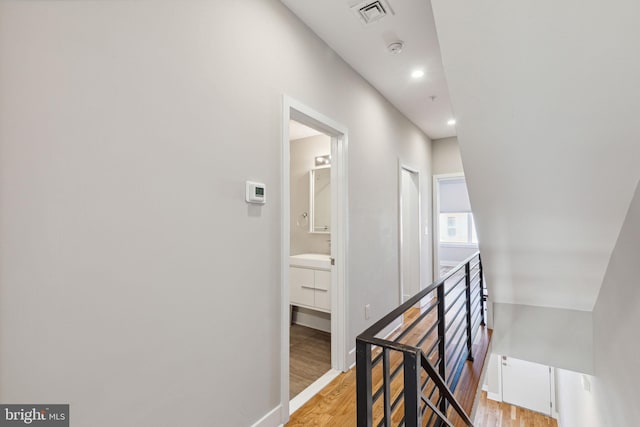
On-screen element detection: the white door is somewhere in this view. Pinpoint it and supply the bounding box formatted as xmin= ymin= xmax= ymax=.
xmin=400 ymin=168 xmax=420 ymax=302
xmin=501 ymin=356 xmax=552 ymax=415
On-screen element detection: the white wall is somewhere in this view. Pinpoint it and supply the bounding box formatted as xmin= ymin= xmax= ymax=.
xmin=432 ymin=0 xmax=640 ymax=312
xmin=431 ymin=137 xmax=463 ymax=175
xmin=290 ymin=134 xmax=331 ymax=255
xmin=556 ymin=369 xmax=601 ymax=427
xmin=590 ymin=181 xmax=640 ymax=426
xmin=0 ymin=1 xmax=432 ymax=426
xmin=492 ymin=303 xmax=593 ymax=375
xmin=499 ymin=182 xmax=640 ymax=427
xmin=439 ymin=246 xmax=478 ymax=267
xmin=483 ymin=353 xmax=501 ymax=399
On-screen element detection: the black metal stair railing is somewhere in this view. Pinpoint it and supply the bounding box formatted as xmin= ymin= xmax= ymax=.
xmin=356 ymin=252 xmax=486 ymax=427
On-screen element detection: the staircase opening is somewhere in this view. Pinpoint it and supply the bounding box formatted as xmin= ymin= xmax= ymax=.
xmin=356 ymin=252 xmax=490 ymax=426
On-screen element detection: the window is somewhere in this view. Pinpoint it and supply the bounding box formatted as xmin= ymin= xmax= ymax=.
xmin=447 ymin=217 xmax=457 ymax=237
xmin=439 ymin=212 xmax=478 ymax=245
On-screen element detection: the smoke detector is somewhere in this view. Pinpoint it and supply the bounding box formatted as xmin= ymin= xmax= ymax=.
xmin=387 ymin=41 xmax=404 ymax=54
xmin=351 ymin=0 xmax=395 ymax=25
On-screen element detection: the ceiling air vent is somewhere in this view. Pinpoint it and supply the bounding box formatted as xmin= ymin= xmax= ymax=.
xmin=351 ymin=0 xmax=395 ymax=25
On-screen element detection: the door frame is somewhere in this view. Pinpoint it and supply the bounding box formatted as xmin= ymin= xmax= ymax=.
xmin=432 ymin=172 xmax=465 ymax=281
xmin=281 ymin=95 xmax=349 ymax=420
xmin=398 ymin=162 xmax=421 ymax=303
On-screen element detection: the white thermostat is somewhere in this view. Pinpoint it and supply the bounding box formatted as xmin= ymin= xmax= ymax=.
xmin=246 ymin=181 xmax=266 ymax=204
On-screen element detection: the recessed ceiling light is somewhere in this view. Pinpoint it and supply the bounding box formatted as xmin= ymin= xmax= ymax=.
xmin=411 ymin=69 xmax=425 ymax=79
xmin=447 ymin=119 xmax=456 ymax=126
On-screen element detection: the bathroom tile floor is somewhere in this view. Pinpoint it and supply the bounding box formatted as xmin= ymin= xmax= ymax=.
xmin=290 ymin=324 xmax=331 ymax=398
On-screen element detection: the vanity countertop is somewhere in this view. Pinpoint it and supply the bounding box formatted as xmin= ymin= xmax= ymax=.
xmin=289 ymin=253 xmax=331 ymax=270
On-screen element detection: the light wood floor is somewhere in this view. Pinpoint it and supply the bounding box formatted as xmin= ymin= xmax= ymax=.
xmin=290 ymin=324 xmax=331 ymax=398
xmin=288 ymin=305 xmax=491 ymax=426
xmin=474 ymin=392 xmax=558 ymax=427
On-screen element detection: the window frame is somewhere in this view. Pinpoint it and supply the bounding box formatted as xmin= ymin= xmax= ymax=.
xmin=439 ymin=212 xmax=478 ymax=246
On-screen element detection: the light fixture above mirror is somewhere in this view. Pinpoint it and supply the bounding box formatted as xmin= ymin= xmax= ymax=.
xmin=315 ymin=155 xmax=331 ymax=167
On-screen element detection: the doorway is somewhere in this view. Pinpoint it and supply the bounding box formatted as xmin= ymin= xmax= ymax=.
xmin=288 ymin=120 xmax=332 ymax=403
xmin=432 ymin=174 xmax=478 ymax=280
xmin=281 ymin=96 xmax=348 ymax=419
xmin=399 ymin=165 xmax=421 ymax=303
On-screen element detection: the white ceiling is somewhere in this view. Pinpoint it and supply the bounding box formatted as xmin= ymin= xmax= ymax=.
xmin=289 ymin=120 xmax=322 ymax=141
xmin=281 ymin=0 xmax=456 ymax=140
xmin=431 ymin=0 xmax=640 ymax=310
xmin=282 ymin=0 xmax=640 ymax=312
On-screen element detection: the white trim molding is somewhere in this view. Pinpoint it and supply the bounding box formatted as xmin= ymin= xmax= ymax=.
xmin=398 ymin=162 xmax=422 ymax=304
xmin=289 ymin=369 xmax=342 ymax=415
xmin=281 ymin=95 xmax=349 ymax=423
xmin=432 ymin=172 xmax=465 ymax=281
xmin=347 ymin=347 xmax=356 ymax=369
xmin=251 ymin=405 xmax=282 ymax=427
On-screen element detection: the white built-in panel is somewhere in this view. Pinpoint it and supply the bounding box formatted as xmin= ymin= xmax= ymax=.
xmin=314 ymin=270 xmax=331 ymax=311
xmin=290 ymin=267 xmax=315 ymax=307
xmin=289 ymin=266 xmax=331 ymax=313
xmin=502 ymin=356 xmax=551 ymax=416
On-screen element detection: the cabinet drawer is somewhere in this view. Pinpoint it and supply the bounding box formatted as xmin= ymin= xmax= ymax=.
xmin=314 ymin=270 xmax=331 ymax=311
xmin=290 ymin=267 xmax=315 ymax=307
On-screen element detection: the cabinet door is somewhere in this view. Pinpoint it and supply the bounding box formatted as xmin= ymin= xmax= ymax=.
xmin=314 ymin=270 xmax=331 ymax=311
xmin=290 ymin=267 xmax=315 ymax=307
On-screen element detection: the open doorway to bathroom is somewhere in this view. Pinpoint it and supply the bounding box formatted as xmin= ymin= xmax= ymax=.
xmin=281 ymin=97 xmax=348 ymax=420
xmin=288 ymin=120 xmax=332 ymax=401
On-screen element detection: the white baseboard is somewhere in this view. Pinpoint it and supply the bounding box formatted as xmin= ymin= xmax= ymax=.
xmin=482 ymin=384 xmax=489 ymax=392
xmin=289 ymin=369 xmax=341 ymax=415
xmin=292 ymin=307 xmax=331 ymax=333
xmin=251 ymin=404 xmax=282 ymax=427
xmin=347 ymin=347 xmax=356 ymax=369
xmin=440 ymin=260 xmax=461 ymax=267
xmin=486 ymin=391 xmax=501 ymax=402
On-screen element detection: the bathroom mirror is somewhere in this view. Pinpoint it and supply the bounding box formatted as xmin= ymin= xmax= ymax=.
xmin=310 ymin=166 xmax=331 ymax=233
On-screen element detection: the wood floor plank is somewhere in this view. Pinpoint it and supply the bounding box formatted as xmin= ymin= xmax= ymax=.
xmin=290 ymin=324 xmax=331 ymax=398
xmin=474 ymin=392 xmax=558 ymax=427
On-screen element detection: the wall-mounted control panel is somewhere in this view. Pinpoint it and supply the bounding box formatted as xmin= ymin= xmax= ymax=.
xmin=245 ymin=181 xmax=266 ymax=204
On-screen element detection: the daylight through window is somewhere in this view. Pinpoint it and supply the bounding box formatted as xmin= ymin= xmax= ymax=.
xmin=439 ymin=212 xmax=478 ymax=245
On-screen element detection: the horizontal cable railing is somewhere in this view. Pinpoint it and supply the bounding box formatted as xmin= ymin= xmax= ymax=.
xmin=356 ymin=252 xmax=486 ymax=427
